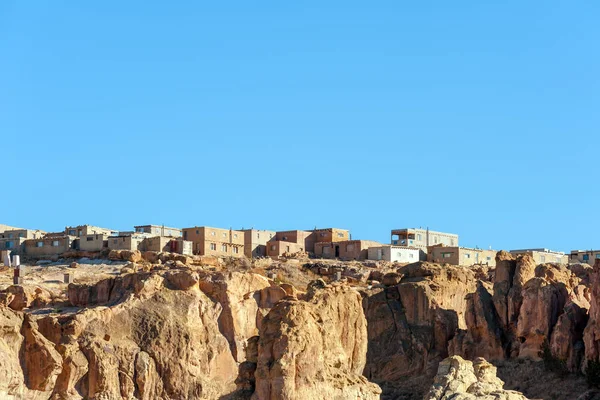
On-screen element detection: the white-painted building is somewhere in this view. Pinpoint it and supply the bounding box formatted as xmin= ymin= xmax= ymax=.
xmin=368 ymin=245 xmax=420 ymax=263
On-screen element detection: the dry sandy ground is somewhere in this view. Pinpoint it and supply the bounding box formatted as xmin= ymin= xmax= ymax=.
xmin=0 ymin=259 xmax=128 ymax=293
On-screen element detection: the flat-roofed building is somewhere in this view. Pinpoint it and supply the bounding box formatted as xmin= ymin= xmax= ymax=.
xmin=510 ymin=248 xmax=567 ymax=265
xmin=182 ymin=226 xmax=244 ymax=257
xmin=569 ymin=250 xmax=600 ymax=265
xmin=80 ymin=234 xmax=109 ymax=252
xmin=24 ymin=236 xmax=75 ymax=257
xmin=315 ymin=240 xmax=381 ymax=261
xmin=0 ymin=228 xmax=47 ymax=255
xmin=368 ymin=245 xmax=421 ymax=263
xmin=266 ymin=241 xmax=305 ymax=257
xmin=428 ymin=245 xmax=497 ymax=267
xmin=143 ymin=236 xmax=193 ymax=255
xmin=391 ymin=228 xmax=458 ymax=251
xmin=241 ymin=229 xmax=276 ymax=258
xmin=134 ymin=225 xmax=182 ymax=238
xmin=65 ymin=225 xmax=117 ymax=237
xmin=108 ymin=234 xmax=146 ymax=251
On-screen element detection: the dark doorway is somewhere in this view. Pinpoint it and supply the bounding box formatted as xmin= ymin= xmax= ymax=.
xmin=335 ymin=245 xmax=340 ymax=258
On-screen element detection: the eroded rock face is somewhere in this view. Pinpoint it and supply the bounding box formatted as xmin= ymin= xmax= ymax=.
xmin=253 ymin=282 xmax=381 ymax=400
xmin=425 ymin=356 xmax=529 ymax=400
xmin=516 ymin=276 xmax=569 ymax=359
xmin=450 ymin=281 xmax=505 ymax=362
xmin=584 ymin=260 xmax=600 ymax=365
xmin=363 ymin=262 xmax=478 ymax=386
xmin=0 ymin=306 xmax=25 ymax=399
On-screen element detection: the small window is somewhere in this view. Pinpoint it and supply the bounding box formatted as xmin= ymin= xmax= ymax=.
xmin=464 ymin=254 xmax=470 ymax=259
xmin=541 ymin=256 xmax=546 ymax=263
xmin=487 ymin=256 xmax=491 ymax=261
xmin=409 ymin=253 xmax=414 ymax=258
xmin=337 ymin=232 xmax=344 ymax=238
xmin=583 ymin=255 xmax=590 ymax=261
xmin=211 ymin=232 xmax=215 ymax=236
xmin=234 ymin=234 xmax=238 ymax=238
xmin=222 ymin=233 xmax=226 ymax=238
xmin=271 ymin=245 xmax=276 ymax=251
xmin=52 ymin=240 xmax=60 ymax=247
xmin=37 ymin=241 xmax=44 ymax=247
xmin=286 ymin=246 xmax=290 ymax=252
xmin=596 ymin=254 xmax=600 ymax=259
xmin=257 ymin=233 xmax=260 ymax=239
xmin=442 ymin=252 xmax=452 ymax=258
xmin=282 ymin=236 xmax=288 ymax=241
xmin=5 ymin=241 xmax=13 ymax=249
xmin=210 ymin=243 xmax=217 ymax=251
xmin=87 ymin=237 xmax=94 ymax=241
xmin=221 ymin=244 xmax=227 ymax=252
xmin=417 ymin=234 xmax=422 ymax=241
xmin=320 ymin=233 xmax=326 ymax=237
xmin=233 ymin=247 xmax=238 ymax=254
xmin=7 ymin=233 xmax=12 ymax=239
xmin=69 ymin=230 xmax=76 ymax=235
xmin=19 ymin=233 xmax=24 ymax=238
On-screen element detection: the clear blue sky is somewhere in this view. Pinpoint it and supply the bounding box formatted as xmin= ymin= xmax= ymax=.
xmin=1 ymin=2 xmax=598 ymax=252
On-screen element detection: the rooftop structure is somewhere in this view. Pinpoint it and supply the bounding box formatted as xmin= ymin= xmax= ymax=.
xmin=390 ymin=228 xmax=458 ymax=251
xmin=134 ymin=225 xmax=183 ymax=237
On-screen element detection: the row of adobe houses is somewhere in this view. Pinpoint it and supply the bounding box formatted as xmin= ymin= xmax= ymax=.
xmin=0 ymin=223 xmax=597 ymax=267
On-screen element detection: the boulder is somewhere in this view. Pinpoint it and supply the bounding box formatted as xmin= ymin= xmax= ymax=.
xmin=424 ymin=356 xmax=529 ymax=400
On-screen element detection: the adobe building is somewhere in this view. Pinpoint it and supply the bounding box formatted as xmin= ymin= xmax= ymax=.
xmin=315 ymin=240 xmax=381 ymax=261
xmin=134 ymin=225 xmax=182 ymax=238
xmin=509 ymin=248 xmax=568 ymax=265
xmin=272 ymin=230 xmax=316 ymax=253
xmin=65 ymin=225 xmax=117 ymax=237
xmin=24 ymin=236 xmax=75 ymax=257
xmin=79 ymin=234 xmax=109 ymax=252
xmin=0 ymin=224 xmax=23 ymax=234
xmin=182 ymin=226 xmax=244 ymax=257
xmin=241 ymin=229 xmax=276 ymax=258
xmin=108 ymin=234 xmax=146 ymax=251
xmin=0 ymin=228 xmax=46 ymax=255
xmin=569 ymin=249 xmax=600 ymax=265
xmin=269 ymin=228 xmax=350 ymax=255
xmin=427 ymin=245 xmax=497 ymax=267
xmin=143 ymin=236 xmax=193 ymax=255
xmin=368 ymin=245 xmax=420 ymax=263
xmin=266 ymin=241 xmax=305 ymax=257
xmin=391 ymin=228 xmax=458 ymax=250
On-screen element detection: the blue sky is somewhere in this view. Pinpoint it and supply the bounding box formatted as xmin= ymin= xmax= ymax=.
xmin=1 ymin=2 xmax=598 ymax=252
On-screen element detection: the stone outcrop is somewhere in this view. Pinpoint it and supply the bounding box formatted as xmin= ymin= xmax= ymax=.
xmin=449 ymin=281 xmax=505 ymax=361
xmin=425 ymin=356 xmax=529 ymax=400
xmin=253 ymin=282 xmax=381 ymax=400
xmin=584 ymin=260 xmax=600 ymax=365
xmin=362 ymin=262 xmax=478 ymax=386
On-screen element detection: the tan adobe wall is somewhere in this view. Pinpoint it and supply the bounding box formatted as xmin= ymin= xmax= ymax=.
xmin=24 ymin=236 xmax=74 ymax=257
xmin=313 ymin=229 xmax=350 ymax=243
xmin=242 ymin=229 xmax=276 ymax=258
xmin=428 ymin=246 xmax=497 ymax=267
xmin=569 ymin=250 xmax=600 ymax=264
xmin=108 ymin=236 xmax=144 ymax=251
xmin=80 ymin=234 xmax=108 ymax=252
xmin=183 ymin=227 xmax=244 ymax=257
xmin=266 ymin=241 xmax=304 ymax=257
